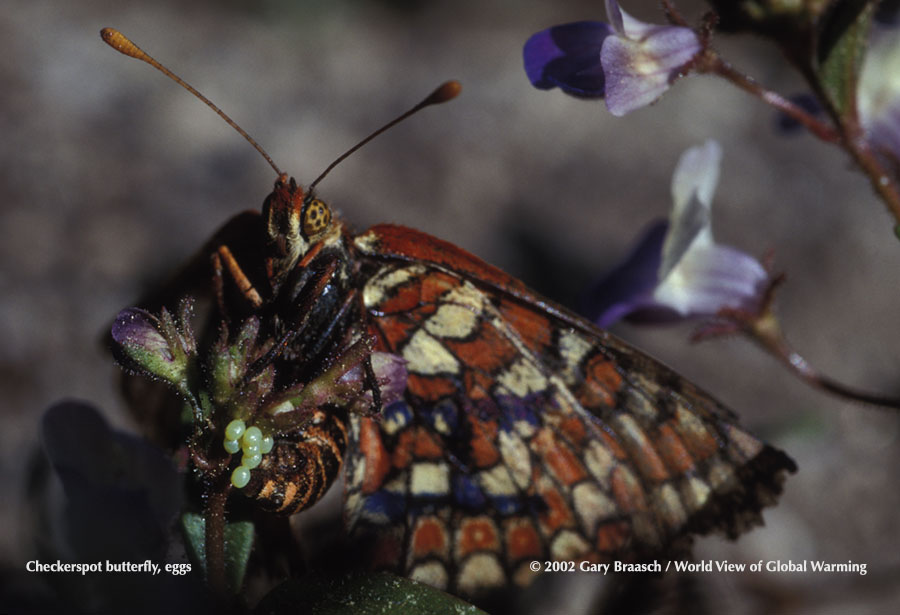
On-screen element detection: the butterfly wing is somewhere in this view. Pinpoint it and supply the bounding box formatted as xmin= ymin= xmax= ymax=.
xmin=344 ymin=225 xmax=795 ymax=595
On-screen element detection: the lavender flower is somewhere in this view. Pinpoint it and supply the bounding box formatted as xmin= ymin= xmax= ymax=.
xmin=111 ymin=307 xmax=189 ymax=387
xmin=363 ymin=352 xmax=409 ymax=407
xmin=586 ymin=141 xmax=770 ymax=327
xmin=524 ymin=0 xmax=701 ymax=116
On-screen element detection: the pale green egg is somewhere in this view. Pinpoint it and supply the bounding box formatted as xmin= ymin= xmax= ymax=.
xmin=243 ymin=426 xmax=262 ymax=446
xmin=243 ymin=452 xmax=262 ymax=469
xmin=225 ymin=419 xmax=246 ymax=441
xmin=231 ymin=465 xmax=250 ymax=489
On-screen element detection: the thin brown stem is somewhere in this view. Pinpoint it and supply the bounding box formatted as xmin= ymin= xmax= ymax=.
xmin=841 ymin=133 xmax=900 ymax=228
xmin=750 ymin=311 xmax=900 ymax=411
xmin=661 ymin=0 xmax=690 ymax=28
xmin=699 ymin=50 xmax=900 ymax=227
xmin=205 ymin=476 xmax=231 ymax=596
xmin=661 ymin=1 xmax=836 ymax=142
xmin=702 ymin=52 xmax=841 ymax=142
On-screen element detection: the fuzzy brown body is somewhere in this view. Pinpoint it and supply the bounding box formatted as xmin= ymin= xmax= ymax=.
xmin=244 ymin=408 xmax=350 ymax=514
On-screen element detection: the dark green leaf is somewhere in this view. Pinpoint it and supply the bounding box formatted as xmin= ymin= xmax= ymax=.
xmin=181 ymin=512 xmax=254 ymax=594
xmin=42 ymin=401 xmax=183 ymax=562
xmin=254 ymin=572 xmax=489 ymax=615
xmin=815 ymin=0 xmax=877 ymax=117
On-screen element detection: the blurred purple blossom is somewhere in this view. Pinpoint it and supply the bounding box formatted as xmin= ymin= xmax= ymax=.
xmin=369 ymin=352 xmax=409 ymax=406
xmin=524 ymin=21 xmax=610 ymax=97
xmin=585 ymin=141 xmax=770 ymax=327
xmin=524 ymin=1 xmax=701 ymax=115
xmin=775 ymin=93 xmax=823 ymax=134
xmin=111 ymin=307 xmax=192 ymax=388
xmin=337 ymin=351 xmax=409 ymax=413
xmin=111 ymin=308 xmax=172 ymax=362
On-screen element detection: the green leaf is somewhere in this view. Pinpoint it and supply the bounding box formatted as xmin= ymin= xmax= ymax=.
xmin=181 ymin=512 xmax=254 ymax=594
xmin=181 ymin=513 xmax=206 ymax=570
xmin=254 ymin=572 xmax=489 ymax=615
xmin=814 ymin=0 xmax=877 ymax=118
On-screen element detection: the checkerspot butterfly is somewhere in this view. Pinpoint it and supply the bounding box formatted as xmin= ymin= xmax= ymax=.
xmin=103 ymin=28 xmax=795 ymax=597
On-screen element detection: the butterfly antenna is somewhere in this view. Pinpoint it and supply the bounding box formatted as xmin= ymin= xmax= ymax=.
xmin=101 ymin=27 xmax=283 ymax=177
xmin=307 ymin=80 xmax=462 ymax=192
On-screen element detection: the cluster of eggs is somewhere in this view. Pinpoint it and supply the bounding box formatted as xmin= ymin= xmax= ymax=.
xmin=223 ymin=419 xmax=274 ymax=488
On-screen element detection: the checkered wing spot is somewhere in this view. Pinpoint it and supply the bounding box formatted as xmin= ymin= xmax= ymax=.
xmin=342 ymin=225 xmax=796 ymax=596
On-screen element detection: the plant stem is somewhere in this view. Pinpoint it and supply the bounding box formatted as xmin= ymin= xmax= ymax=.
xmin=205 ymin=476 xmax=231 ymax=596
xmin=840 ymin=132 xmax=900 ymax=227
xmin=703 ymin=52 xmax=841 ymax=142
xmin=699 ymin=44 xmax=900 ymax=226
xmin=750 ymin=311 xmax=900 ymax=411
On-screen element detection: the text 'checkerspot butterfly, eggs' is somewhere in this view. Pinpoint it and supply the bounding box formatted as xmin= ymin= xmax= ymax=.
xmin=102 ymin=28 xmax=796 ymax=597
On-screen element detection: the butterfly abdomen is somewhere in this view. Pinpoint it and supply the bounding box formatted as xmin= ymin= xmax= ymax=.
xmin=245 ymin=409 xmax=349 ymax=514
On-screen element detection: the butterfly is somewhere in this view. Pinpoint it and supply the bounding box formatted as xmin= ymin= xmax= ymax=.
xmin=102 ymin=28 xmax=796 ymax=598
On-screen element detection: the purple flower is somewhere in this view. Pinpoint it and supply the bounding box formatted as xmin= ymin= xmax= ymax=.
xmin=582 ymin=220 xmax=673 ymax=327
xmin=524 ymin=1 xmax=701 ymax=116
xmin=775 ymin=94 xmax=823 ymax=134
xmin=337 ymin=352 xmax=408 ymax=415
xmin=586 ymin=141 xmax=770 ymax=327
xmin=524 ymin=21 xmax=610 ymax=97
xmin=111 ymin=307 xmax=193 ymax=389
xmin=367 ymin=352 xmax=409 ymax=407
xmin=112 ymin=309 xmax=180 ymax=378
xmin=264 ymin=340 xmax=408 ymax=422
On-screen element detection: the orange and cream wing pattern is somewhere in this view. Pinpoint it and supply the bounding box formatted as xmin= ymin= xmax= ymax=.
xmin=342 ymin=249 xmax=795 ymax=595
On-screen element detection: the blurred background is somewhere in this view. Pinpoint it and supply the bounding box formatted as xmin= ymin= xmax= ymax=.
xmin=2 ymin=0 xmax=899 ymax=612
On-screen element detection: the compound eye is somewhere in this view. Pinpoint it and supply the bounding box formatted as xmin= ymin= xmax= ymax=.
xmin=302 ymin=198 xmax=331 ymax=237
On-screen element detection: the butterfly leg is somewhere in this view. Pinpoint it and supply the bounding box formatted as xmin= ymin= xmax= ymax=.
xmin=361 ymin=354 xmax=382 ymax=413
xmin=129 ymin=211 xmax=266 ymax=314
xmin=212 ymin=244 xmax=264 ymax=324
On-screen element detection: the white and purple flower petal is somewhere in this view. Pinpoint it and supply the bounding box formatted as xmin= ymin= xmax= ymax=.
xmin=523 ymin=1 xmax=701 ymax=115
xmin=587 ymin=141 xmax=770 ymax=326
xmin=653 ymin=240 xmax=768 ymax=317
xmin=601 ymin=1 xmax=702 ymax=116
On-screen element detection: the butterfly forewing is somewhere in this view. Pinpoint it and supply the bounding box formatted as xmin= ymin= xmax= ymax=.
xmin=344 ymin=225 xmax=795 ymax=595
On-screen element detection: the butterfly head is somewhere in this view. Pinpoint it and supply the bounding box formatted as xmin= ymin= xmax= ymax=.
xmin=262 ymin=173 xmax=336 ymax=276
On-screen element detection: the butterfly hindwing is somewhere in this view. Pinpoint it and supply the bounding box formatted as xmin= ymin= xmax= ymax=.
xmin=343 ymin=227 xmax=795 ymax=595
